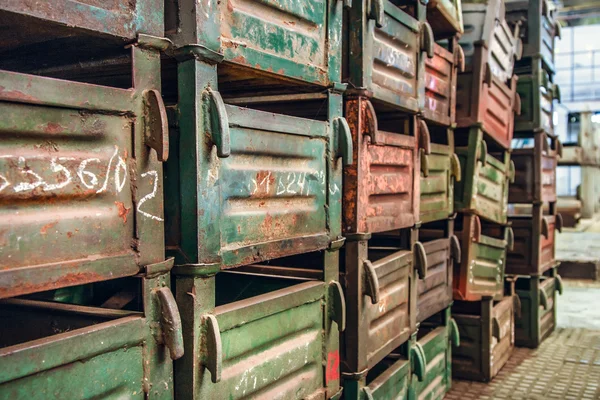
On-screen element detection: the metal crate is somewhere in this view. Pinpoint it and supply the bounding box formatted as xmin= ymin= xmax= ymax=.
xmin=427 ymin=0 xmax=464 ymax=38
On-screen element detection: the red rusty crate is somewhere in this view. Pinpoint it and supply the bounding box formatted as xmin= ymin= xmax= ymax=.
xmin=456 ymin=46 xmax=520 ymax=149
xmin=422 ymin=40 xmax=465 ymax=126
xmin=504 ymin=205 xmax=563 ymax=276
xmin=343 ymin=97 xmax=424 ymax=235
xmin=509 ymin=133 xmax=560 ymax=205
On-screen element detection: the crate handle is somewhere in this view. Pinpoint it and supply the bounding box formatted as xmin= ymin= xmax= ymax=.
xmin=539 ymin=288 xmax=549 ymax=310
xmin=449 ymin=318 xmax=461 ymax=347
xmin=552 ymin=84 xmax=561 ymax=103
xmin=340 ymin=0 xmax=352 ymax=8
xmin=483 ymin=62 xmax=493 ymax=87
xmin=363 ymin=260 xmax=381 ymax=304
xmin=492 ymin=316 xmax=501 ymax=340
xmin=513 ymin=92 xmax=522 ymax=116
xmin=156 ymin=287 xmax=185 ymax=360
xmin=555 ymin=21 xmax=562 ymax=39
xmin=368 ymin=0 xmax=385 ymax=28
xmin=421 ymin=22 xmax=435 ymax=59
xmin=472 ymin=215 xmax=482 ymax=243
xmin=365 ymin=99 xmax=380 ymax=145
xmin=203 ymin=88 xmax=231 ymax=158
xmin=414 ymin=241 xmax=428 ymax=280
xmin=541 ymin=132 xmax=551 ymax=154
xmin=515 ymin=38 xmax=523 ymax=61
xmin=513 ymin=294 xmax=522 ymax=319
xmin=508 ymin=160 xmax=516 ymax=184
xmin=478 ymin=139 xmax=488 ymax=166
xmin=329 ymin=281 xmax=347 ymax=332
xmin=203 ymin=314 xmax=222 ymax=383
xmin=556 ymin=213 xmax=563 ymax=233
xmin=335 ymin=117 xmax=354 ymax=166
xmin=450 ymin=235 xmax=462 ymax=264
xmin=420 ymin=150 xmax=429 ymax=177
xmin=541 ymin=218 xmax=550 ymax=239
xmin=451 ymin=153 xmax=462 ymax=182
xmin=410 ymin=342 xmax=427 ymax=382
xmin=143 ymin=89 xmax=170 ymax=162
xmin=556 ymin=139 xmax=563 ymax=158
xmin=456 ymin=44 xmax=466 ymax=73
xmin=555 ymin=274 xmax=564 ymax=295
xmin=418 ymin=119 xmax=431 ymax=155
xmin=506 ymin=227 xmax=514 ymax=251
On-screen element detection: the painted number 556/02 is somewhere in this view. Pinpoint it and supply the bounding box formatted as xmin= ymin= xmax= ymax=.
xmin=0 ymin=145 xmax=162 ymax=222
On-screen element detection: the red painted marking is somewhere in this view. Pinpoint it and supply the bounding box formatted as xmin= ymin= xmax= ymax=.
xmin=326 ymin=350 xmax=340 ymax=383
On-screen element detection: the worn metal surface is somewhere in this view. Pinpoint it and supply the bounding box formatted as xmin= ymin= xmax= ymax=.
xmin=343 ymin=239 xmax=419 ymax=373
xmin=456 ymin=54 xmax=519 ymax=149
xmin=411 ymin=308 xmax=458 ymax=400
xmin=346 ymin=1 xmax=425 ymax=112
xmin=166 ymin=0 xmax=343 ymax=86
xmin=167 ymin=59 xmax=348 ymax=269
xmin=454 ymin=128 xmax=512 ymax=224
xmin=453 ymin=214 xmax=510 ymax=301
xmin=505 ymin=207 xmax=561 ymax=276
xmin=513 ymin=269 xmax=562 ymax=348
xmin=460 ymin=0 xmax=522 ymax=83
xmin=417 ymin=225 xmax=458 ymax=323
xmin=0 ymin=265 xmax=181 ymax=399
xmin=427 ymin=0 xmax=464 ymax=38
xmin=452 ymin=295 xmax=515 ymax=382
xmin=0 ymin=0 xmax=163 ymax=40
xmin=342 ymin=352 xmax=411 ymax=400
xmin=420 ymin=128 xmax=460 ymax=224
xmin=507 ymin=0 xmax=561 ymax=74
xmin=513 ymin=59 xmax=560 ymax=134
xmin=0 ymin=42 xmax=167 ymax=299
xmin=422 ymin=41 xmax=463 ymax=126
xmin=509 ymin=133 xmax=558 ymax=205
xmin=343 ymin=97 xmax=419 ymax=235
xmin=175 ymin=269 xmax=345 ymax=400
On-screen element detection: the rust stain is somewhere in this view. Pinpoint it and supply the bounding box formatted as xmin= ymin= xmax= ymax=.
xmin=40 ymin=221 xmax=58 ymax=235
xmin=0 ymin=86 xmax=39 ymax=102
xmin=115 ymin=201 xmax=131 ymax=223
xmin=67 ymin=231 xmax=74 ymax=239
xmin=43 ymin=122 xmax=65 ymax=134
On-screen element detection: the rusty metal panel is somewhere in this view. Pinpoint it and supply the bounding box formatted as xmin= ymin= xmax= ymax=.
xmin=506 ymin=0 xmax=561 ymax=73
xmin=0 ymin=267 xmax=181 ymax=399
xmin=343 ymin=97 xmax=419 ymax=235
xmin=514 ymin=270 xmax=561 ymax=348
xmin=427 ymin=0 xmax=464 ymax=38
xmin=454 ymin=214 xmax=510 ymax=301
xmin=0 ymin=44 xmax=167 ymax=299
xmin=505 ymin=211 xmax=561 ymax=276
xmin=166 ymin=0 xmax=343 ymax=86
xmin=454 ymin=128 xmax=513 ymax=224
xmin=514 ymin=61 xmax=560 ymax=134
xmin=343 ymin=240 xmax=417 ymax=373
xmin=417 ymin=228 xmax=458 ymax=323
xmin=460 ymin=0 xmax=522 ymax=83
xmin=509 ymin=134 xmax=558 ymax=204
xmin=0 ymin=0 xmax=163 ymax=39
xmin=452 ymin=295 xmax=515 ymax=382
xmin=169 ymin=60 xmax=348 ymax=269
xmin=346 ymin=1 xmax=425 ymax=112
xmin=422 ymin=41 xmax=463 ymax=126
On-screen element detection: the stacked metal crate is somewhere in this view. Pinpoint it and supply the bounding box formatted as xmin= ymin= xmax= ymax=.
xmin=504 ymin=0 xmax=565 ymax=349
xmin=163 ymin=1 xmax=350 ymax=398
xmin=450 ymin=0 xmax=521 ymax=382
xmin=340 ymin=1 xmax=463 ymax=398
xmin=0 ymin=2 xmax=183 ymax=397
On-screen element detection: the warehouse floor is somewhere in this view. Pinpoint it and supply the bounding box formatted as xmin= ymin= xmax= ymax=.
xmin=445 ymin=280 xmax=600 ymax=399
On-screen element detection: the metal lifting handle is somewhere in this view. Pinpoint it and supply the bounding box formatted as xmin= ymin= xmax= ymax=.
xmin=340 ymin=0 xmax=352 ymax=8
xmin=410 ymin=343 xmax=427 ymax=382
xmin=539 ymin=289 xmax=549 ymax=310
xmin=365 ymin=99 xmax=380 ymax=145
xmin=203 ymin=88 xmax=231 ymax=158
xmin=421 ymin=22 xmax=435 ymax=59
xmin=492 ymin=316 xmax=501 ymax=340
xmin=203 ymin=314 xmax=222 ymax=383
xmin=363 ymin=260 xmax=381 ymax=304
xmin=451 ymin=153 xmax=462 ymax=183
xmin=143 ymin=89 xmax=170 ymax=162
xmin=513 ymin=93 xmax=522 ymax=116
xmin=449 ymin=318 xmax=461 ymax=347
xmin=484 ymin=63 xmax=493 ymax=87
xmin=156 ymin=287 xmax=185 ymax=360
xmin=421 ymin=149 xmax=430 ymax=177
xmin=555 ymin=274 xmax=564 ymax=295
xmin=335 ymin=117 xmax=354 ymax=166
xmin=418 ymin=119 xmax=431 ymax=155
xmin=506 ymin=227 xmax=514 ymax=251
xmin=456 ymin=44 xmax=466 ymax=73
xmin=414 ymin=241 xmax=428 ymax=280
xmin=541 ymin=218 xmax=550 ymax=239
xmin=329 ymin=281 xmax=347 ymax=332
xmin=556 ymin=214 xmax=564 ymax=233
xmin=552 ymin=84 xmax=561 ymax=103
xmin=450 ymin=235 xmax=462 ymax=263
xmin=478 ymin=139 xmax=488 ymax=166
xmin=513 ymin=294 xmax=522 ymax=319
xmin=508 ymin=160 xmax=516 ymax=184
xmin=368 ymin=0 xmax=385 ymax=28
xmin=472 ymin=215 xmax=482 ymax=243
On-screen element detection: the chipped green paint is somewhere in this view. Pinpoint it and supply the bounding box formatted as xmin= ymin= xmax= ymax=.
xmin=454 ymin=127 xmax=511 ymax=224
xmin=514 ymin=58 xmax=556 ymax=134
xmin=420 ymin=141 xmax=456 ymax=224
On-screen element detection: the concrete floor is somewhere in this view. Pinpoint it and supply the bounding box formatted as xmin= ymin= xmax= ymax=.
xmin=445 ymin=280 xmax=600 ymax=399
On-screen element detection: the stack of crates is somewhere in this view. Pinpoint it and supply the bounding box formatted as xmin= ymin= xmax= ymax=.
xmin=340 ymin=1 xmax=463 ymax=398
xmin=504 ymin=0 xmax=565 ymax=349
xmin=450 ymin=0 xmax=521 ymax=382
xmin=163 ymin=1 xmax=352 ymax=398
xmin=0 ymin=2 xmax=183 ymax=397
